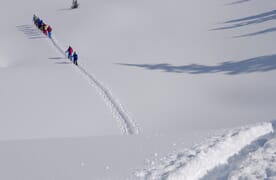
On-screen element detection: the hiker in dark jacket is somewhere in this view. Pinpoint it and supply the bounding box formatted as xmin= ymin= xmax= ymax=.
xmin=33 ymin=14 xmax=38 ymax=24
xmin=37 ymin=19 xmax=44 ymax=29
xmin=73 ymin=52 xmax=78 ymax=65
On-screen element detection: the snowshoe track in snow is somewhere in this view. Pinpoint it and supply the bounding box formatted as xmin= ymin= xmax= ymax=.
xmin=49 ymin=37 xmax=139 ymax=135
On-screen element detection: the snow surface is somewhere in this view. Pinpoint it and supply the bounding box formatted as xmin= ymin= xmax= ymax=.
xmin=202 ymin=121 xmax=276 ymax=180
xmin=50 ymin=37 xmax=139 ymax=135
xmin=227 ymin=133 xmax=276 ymax=180
xmin=135 ymin=122 xmax=273 ymax=180
xmin=0 ymin=0 xmax=276 ymax=179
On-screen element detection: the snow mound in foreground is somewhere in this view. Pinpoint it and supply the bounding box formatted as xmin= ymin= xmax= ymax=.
xmin=135 ymin=122 xmax=273 ymax=180
xmin=228 ymin=133 xmax=276 ymax=179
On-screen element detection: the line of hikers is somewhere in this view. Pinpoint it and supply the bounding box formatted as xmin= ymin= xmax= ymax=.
xmin=33 ymin=15 xmax=79 ymax=66
xmin=33 ymin=14 xmax=52 ymax=38
xmin=66 ymin=46 xmax=78 ymax=66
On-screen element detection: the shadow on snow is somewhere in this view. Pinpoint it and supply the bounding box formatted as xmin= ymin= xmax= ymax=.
xmin=16 ymin=25 xmax=46 ymax=39
xmin=226 ymin=0 xmax=252 ymax=6
xmin=48 ymin=57 xmax=66 ymax=60
xmin=55 ymin=62 xmax=71 ymax=65
xmin=212 ymin=9 xmax=276 ymax=31
xmin=234 ymin=27 xmax=276 ymax=38
xmin=48 ymin=57 xmax=70 ymax=65
xmin=117 ymin=54 xmax=276 ymax=75
xmin=57 ymin=8 xmax=72 ymax=11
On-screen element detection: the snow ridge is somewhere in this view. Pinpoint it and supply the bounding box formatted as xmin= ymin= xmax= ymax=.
xmin=203 ymin=122 xmax=276 ymax=179
xmin=49 ymin=37 xmax=139 ymax=135
xmin=227 ymin=133 xmax=276 ymax=179
xmin=135 ymin=122 xmax=273 ymax=180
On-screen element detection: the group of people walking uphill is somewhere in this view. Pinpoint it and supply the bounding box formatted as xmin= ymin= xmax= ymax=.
xmin=33 ymin=14 xmax=78 ymax=66
xmin=33 ymin=15 xmax=52 ymax=38
xmin=66 ymin=46 xmax=78 ymax=65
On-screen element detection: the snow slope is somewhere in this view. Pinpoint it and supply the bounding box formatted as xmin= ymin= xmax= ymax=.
xmin=50 ymin=37 xmax=139 ymax=134
xmin=53 ymin=0 xmax=276 ymax=135
xmin=0 ymin=1 xmax=123 ymax=139
xmin=0 ymin=0 xmax=276 ymax=179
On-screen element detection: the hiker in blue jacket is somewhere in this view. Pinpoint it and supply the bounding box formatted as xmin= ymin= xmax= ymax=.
xmin=38 ymin=19 xmax=44 ymax=30
xmin=73 ymin=52 xmax=78 ymax=65
xmin=35 ymin=17 xmax=40 ymax=27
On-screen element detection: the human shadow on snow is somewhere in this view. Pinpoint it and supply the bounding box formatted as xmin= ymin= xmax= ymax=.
xmin=48 ymin=57 xmax=66 ymax=60
xmin=48 ymin=57 xmax=70 ymax=65
xmin=57 ymin=8 xmax=72 ymax=11
xmin=55 ymin=62 xmax=71 ymax=65
xmin=226 ymin=0 xmax=252 ymax=6
xmin=16 ymin=25 xmax=46 ymax=39
xmin=117 ymin=54 xmax=276 ymax=75
xmin=212 ymin=9 xmax=276 ymax=31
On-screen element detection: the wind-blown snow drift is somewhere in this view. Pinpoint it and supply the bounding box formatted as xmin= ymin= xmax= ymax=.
xmin=136 ymin=122 xmax=273 ymax=180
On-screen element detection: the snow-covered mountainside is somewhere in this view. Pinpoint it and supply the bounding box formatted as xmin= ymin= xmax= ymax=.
xmin=0 ymin=0 xmax=275 ymax=179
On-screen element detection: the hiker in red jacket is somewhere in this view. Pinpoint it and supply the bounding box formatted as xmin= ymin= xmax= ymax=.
xmin=65 ymin=46 xmax=73 ymax=60
xmin=47 ymin=25 xmax=52 ymax=38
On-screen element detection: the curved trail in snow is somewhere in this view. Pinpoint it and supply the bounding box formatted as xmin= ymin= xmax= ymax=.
xmin=49 ymin=37 xmax=139 ymax=135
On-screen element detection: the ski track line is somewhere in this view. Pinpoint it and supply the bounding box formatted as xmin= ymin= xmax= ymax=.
xmin=49 ymin=36 xmax=139 ymax=135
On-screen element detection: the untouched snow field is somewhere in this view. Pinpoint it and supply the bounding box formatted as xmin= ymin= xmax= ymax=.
xmin=0 ymin=0 xmax=276 ymax=179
